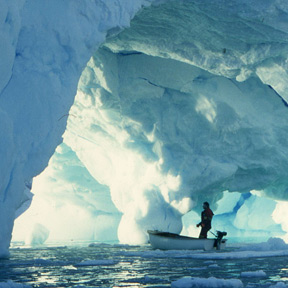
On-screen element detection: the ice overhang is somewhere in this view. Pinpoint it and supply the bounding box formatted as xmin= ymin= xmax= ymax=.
xmin=11 ymin=0 xmax=288 ymax=246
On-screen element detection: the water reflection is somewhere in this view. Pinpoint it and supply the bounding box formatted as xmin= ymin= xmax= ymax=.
xmin=1 ymin=245 xmax=288 ymax=287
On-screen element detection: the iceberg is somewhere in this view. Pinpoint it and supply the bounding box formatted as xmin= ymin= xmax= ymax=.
xmin=2 ymin=0 xmax=288 ymax=255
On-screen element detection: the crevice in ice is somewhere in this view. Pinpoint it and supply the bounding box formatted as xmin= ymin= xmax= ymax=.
xmin=118 ymin=51 xmax=144 ymax=56
xmin=138 ymin=77 xmax=163 ymax=88
xmin=268 ymin=85 xmax=288 ymax=107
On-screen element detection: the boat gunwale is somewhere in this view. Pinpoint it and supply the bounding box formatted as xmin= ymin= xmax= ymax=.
xmin=147 ymin=230 xmax=216 ymax=241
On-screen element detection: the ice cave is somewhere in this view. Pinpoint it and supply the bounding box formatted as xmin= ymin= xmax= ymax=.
xmin=1 ymin=0 xmax=288 ymax=257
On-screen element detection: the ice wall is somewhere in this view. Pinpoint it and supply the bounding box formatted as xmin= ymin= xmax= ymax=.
xmin=14 ymin=43 xmax=288 ymax=245
xmin=2 ymin=0 xmax=288 ymax=252
xmin=64 ymin=48 xmax=288 ymax=244
xmin=58 ymin=1 xmax=288 ymax=244
xmin=0 ymin=0 xmax=155 ymax=257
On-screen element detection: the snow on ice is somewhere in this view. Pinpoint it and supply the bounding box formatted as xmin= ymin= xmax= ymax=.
xmin=171 ymin=277 xmax=244 ymax=288
xmin=240 ymin=270 xmax=266 ymax=278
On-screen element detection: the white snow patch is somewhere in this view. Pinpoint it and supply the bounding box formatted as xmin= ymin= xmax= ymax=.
xmin=240 ymin=270 xmax=266 ymax=278
xmin=269 ymin=283 xmax=288 ymax=288
xmin=171 ymin=277 xmax=243 ymax=288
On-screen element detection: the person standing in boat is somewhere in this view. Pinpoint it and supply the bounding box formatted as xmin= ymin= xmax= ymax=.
xmin=196 ymin=201 xmax=214 ymax=238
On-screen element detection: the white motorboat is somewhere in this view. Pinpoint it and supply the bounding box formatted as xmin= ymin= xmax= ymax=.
xmin=147 ymin=230 xmax=227 ymax=251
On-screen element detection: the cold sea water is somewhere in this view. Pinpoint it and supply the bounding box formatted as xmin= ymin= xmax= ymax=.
xmin=1 ymin=240 xmax=288 ymax=288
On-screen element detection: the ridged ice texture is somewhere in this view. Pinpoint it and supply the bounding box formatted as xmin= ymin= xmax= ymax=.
xmin=2 ymin=0 xmax=288 ymax=251
xmin=0 ymin=0 xmax=155 ymax=256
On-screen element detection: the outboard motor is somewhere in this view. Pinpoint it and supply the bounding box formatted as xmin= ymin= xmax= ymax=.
xmin=214 ymin=231 xmax=227 ymax=250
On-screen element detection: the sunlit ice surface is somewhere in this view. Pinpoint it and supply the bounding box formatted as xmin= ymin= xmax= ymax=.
xmin=12 ymin=0 xmax=288 ymax=247
xmin=12 ymin=49 xmax=288 ymax=245
xmin=4 ymin=0 xmax=288 ymax=286
xmin=12 ymin=50 xmax=288 ymax=247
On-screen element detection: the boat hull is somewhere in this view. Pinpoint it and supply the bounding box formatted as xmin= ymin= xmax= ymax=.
xmin=147 ymin=230 xmax=227 ymax=251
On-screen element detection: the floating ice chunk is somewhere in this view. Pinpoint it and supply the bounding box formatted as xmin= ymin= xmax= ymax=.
xmin=269 ymin=282 xmax=288 ymax=288
xmin=0 ymin=281 xmax=31 ymax=288
xmin=188 ymin=267 xmax=207 ymax=271
xmin=240 ymin=270 xmax=266 ymax=278
xmin=204 ymin=260 xmax=216 ymax=265
xmin=75 ymin=259 xmax=116 ymax=266
xmin=88 ymin=243 xmax=113 ymax=248
xmin=209 ymin=264 xmax=219 ymax=268
xmin=239 ymin=237 xmax=288 ymax=252
xmin=171 ymin=276 xmax=243 ymax=288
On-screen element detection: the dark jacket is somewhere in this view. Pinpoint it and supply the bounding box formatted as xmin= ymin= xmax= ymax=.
xmin=200 ymin=207 xmax=214 ymax=229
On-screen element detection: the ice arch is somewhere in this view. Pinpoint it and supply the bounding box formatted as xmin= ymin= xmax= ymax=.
xmin=20 ymin=46 xmax=287 ymax=246
xmin=2 ymin=0 xmax=288 ymax=255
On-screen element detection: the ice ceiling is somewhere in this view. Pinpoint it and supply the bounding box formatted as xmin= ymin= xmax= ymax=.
xmin=9 ymin=0 xmax=288 ymax=247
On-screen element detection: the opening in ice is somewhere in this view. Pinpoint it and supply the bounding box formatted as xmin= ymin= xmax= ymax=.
xmin=12 ymin=1 xmax=288 ymax=246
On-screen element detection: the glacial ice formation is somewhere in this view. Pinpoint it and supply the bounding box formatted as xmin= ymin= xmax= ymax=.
xmin=1 ymin=0 xmax=155 ymax=256
xmin=2 ymin=0 xmax=288 ymax=254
